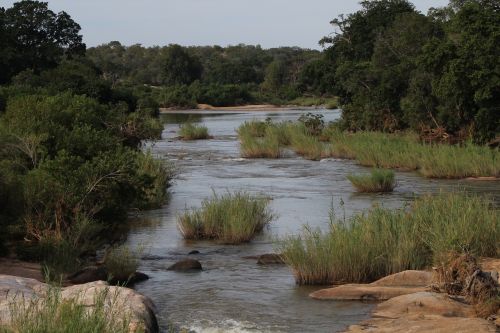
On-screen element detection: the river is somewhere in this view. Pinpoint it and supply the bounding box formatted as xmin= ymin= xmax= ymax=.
xmin=126 ymin=109 xmax=499 ymax=333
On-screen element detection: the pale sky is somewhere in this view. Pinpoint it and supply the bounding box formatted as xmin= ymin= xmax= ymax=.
xmin=1 ymin=0 xmax=450 ymax=49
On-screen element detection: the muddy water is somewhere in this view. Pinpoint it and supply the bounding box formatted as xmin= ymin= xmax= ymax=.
xmin=126 ymin=109 xmax=499 ymax=333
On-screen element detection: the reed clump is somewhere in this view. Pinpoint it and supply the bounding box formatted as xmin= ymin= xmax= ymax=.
xmin=177 ymin=191 xmax=274 ymax=244
xmin=179 ymin=122 xmax=209 ymax=140
xmin=347 ymin=168 xmax=396 ymax=193
xmin=279 ymin=192 xmax=499 ymax=285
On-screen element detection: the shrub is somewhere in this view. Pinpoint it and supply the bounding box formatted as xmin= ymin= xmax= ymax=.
xmin=279 ymin=192 xmax=499 ymax=285
xmin=179 ymin=123 xmax=209 ymax=140
xmin=177 ymin=191 xmax=274 ymax=244
xmin=347 ymin=169 xmax=396 ymax=192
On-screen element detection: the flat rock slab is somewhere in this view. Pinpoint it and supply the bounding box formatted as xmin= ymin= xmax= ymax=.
xmin=310 ymin=285 xmax=427 ymax=301
xmin=346 ymin=292 xmax=497 ymax=333
xmin=310 ymin=270 xmax=433 ymax=301
xmin=0 ymin=274 xmax=158 ymax=333
xmin=0 ymin=258 xmax=43 ymax=282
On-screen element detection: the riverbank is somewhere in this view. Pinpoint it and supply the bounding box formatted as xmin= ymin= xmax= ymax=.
xmin=160 ymin=103 xmax=323 ymax=113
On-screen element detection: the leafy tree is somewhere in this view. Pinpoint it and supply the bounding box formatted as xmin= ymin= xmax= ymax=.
xmin=0 ymin=1 xmax=85 ymax=83
xmin=163 ymin=44 xmax=202 ymax=85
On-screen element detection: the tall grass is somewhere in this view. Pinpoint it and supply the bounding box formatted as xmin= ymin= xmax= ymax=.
xmin=279 ymin=192 xmax=499 ymax=285
xmin=325 ymin=128 xmax=499 ymax=178
xmin=104 ymin=245 xmax=140 ymax=281
xmin=178 ymin=191 xmax=274 ymax=244
xmin=179 ymin=122 xmax=209 ymax=140
xmin=347 ymin=169 xmax=396 ymax=192
xmin=4 ymin=285 xmax=139 ymax=333
xmin=237 ymin=119 xmax=499 ymax=178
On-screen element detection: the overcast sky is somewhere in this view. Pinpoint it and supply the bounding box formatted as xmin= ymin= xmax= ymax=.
xmin=2 ymin=0 xmax=450 ymax=49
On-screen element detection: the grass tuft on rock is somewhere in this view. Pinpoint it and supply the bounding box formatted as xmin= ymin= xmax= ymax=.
xmin=179 ymin=122 xmax=209 ymax=140
xmin=347 ymin=168 xmax=396 ymax=192
xmin=279 ymin=192 xmax=499 ymax=285
xmin=4 ymin=285 xmax=138 ymax=333
xmin=178 ymin=191 xmax=274 ymax=244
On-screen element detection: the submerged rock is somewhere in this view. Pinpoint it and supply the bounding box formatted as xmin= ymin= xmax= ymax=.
xmin=257 ymin=254 xmax=285 ymax=265
xmin=242 ymin=253 xmax=285 ymax=265
xmin=310 ymin=270 xmax=432 ymax=301
xmin=188 ymin=250 xmax=200 ymax=255
xmin=167 ymin=259 xmax=202 ymax=271
xmin=0 ymin=274 xmax=158 ymax=333
xmin=67 ymin=266 xmax=149 ymax=286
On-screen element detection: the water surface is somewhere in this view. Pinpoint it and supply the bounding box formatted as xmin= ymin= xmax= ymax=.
xmin=127 ymin=109 xmax=499 ymax=332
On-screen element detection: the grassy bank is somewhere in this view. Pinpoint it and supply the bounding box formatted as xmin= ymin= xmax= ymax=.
xmin=177 ymin=191 xmax=274 ymax=244
xmin=179 ymin=123 xmax=209 ymax=140
xmin=278 ymin=192 xmax=499 ymax=285
xmin=236 ymin=118 xmax=499 ymax=179
xmin=289 ymin=97 xmax=339 ymax=109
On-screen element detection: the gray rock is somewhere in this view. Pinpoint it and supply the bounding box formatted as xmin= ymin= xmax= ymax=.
xmin=167 ymin=259 xmax=202 ymax=271
xmin=0 ymin=274 xmax=158 ymax=332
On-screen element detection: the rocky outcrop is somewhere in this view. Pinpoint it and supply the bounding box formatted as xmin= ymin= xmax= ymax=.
xmin=167 ymin=258 xmax=202 ymax=271
xmin=0 ymin=274 xmax=158 ymax=333
xmin=0 ymin=258 xmax=43 ymax=282
xmin=310 ymin=270 xmax=432 ymax=301
xmin=346 ymin=292 xmax=497 ymax=332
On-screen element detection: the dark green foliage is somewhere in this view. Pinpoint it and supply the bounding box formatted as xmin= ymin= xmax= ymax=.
xmin=0 ymin=1 xmax=85 ymax=84
xmin=163 ymin=44 xmax=202 ymax=85
xmin=321 ymin=0 xmax=499 ymax=142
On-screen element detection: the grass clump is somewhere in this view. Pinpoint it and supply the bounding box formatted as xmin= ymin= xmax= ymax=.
xmin=178 ymin=191 xmax=274 ymax=244
xmin=104 ymin=245 xmax=140 ymax=281
xmin=347 ymin=168 xmax=396 ymax=192
xmin=179 ymin=122 xmax=209 ymax=140
xmin=4 ymin=285 xmax=139 ymax=333
xmin=279 ymin=192 xmax=499 ymax=285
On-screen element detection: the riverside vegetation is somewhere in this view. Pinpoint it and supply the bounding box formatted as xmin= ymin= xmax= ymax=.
xmin=0 ymin=1 xmax=173 ymax=279
xmin=279 ymin=192 xmax=499 ymax=285
xmin=237 ymin=117 xmax=499 ymax=179
xmin=177 ymin=191 xmax=274 ymax=244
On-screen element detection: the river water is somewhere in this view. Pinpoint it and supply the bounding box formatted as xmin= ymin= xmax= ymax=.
xmin=126 ymin=109 xmax=499 ymax=333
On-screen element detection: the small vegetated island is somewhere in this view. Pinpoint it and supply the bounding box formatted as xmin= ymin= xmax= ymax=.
xmin=0 ymin=0 xmax=498 ymax=332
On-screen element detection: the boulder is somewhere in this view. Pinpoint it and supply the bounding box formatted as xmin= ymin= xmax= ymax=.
xmin=167 ymin=259 xmax=202 ymax=271
xmin=0 ymin=274 xmax=158 ymax=333
xmin=188 ymin=250 xmax=200 ymax=255
xmin=310 ymin=270 xmax=432 ymax=301
xmin=346 ymin=292 xmax=497 ymax=333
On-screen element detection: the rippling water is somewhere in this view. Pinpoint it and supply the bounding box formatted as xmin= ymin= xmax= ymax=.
xmin=126 ymin=109 xmax=499 ymax=332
